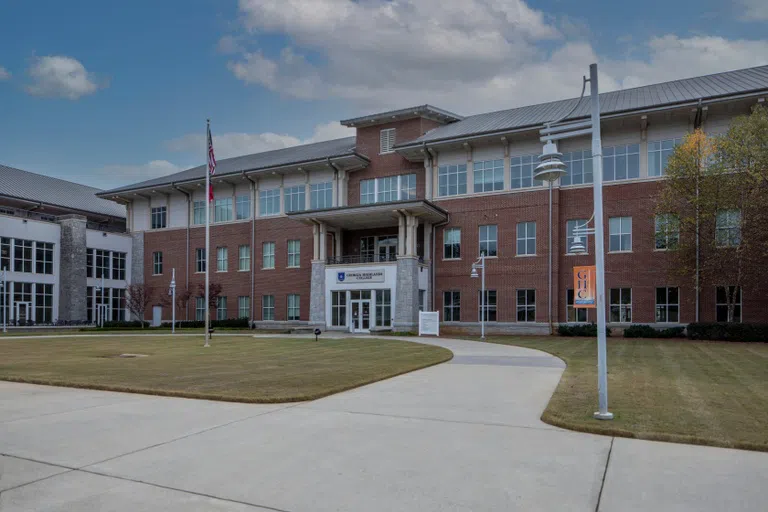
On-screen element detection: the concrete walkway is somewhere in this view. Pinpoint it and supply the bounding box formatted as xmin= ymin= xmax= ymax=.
xmin=1 ymin=336 xmax=766 ymax=511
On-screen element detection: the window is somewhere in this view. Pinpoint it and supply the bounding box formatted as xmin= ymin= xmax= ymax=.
xmin=419 ymin=290 xmax=425 ymax=312
xmin=195 ymin=248 xmax=206 ymax=273
xmin=474 ymin=159 xmax=504 ymax=192
xmin=193 ymin=200 xmax=206 ymax=225
xmin=380 ymin=128 xmax=396 ymax=154
xmin=560 ymin=150 xmax=593 ymax=186
xmin=13 ymin=239 xmax=32 ymax=273
xmin=479 ymin=225 xmax=497 ymax=257
xmin=1 ymin=237 xmax=10 ymax=270
xmin=94 ymin=249 xmax=110 ymax=278
xmin=195 ymin=296 xmax=205 ymax=321
xmin=284 ymin=185 xmax=306 ymax=213
xmin=517 ymin=289 xmax=536 ymax=322
xmin=603 ymin=144 xmax=640 ymax=181
xmin=236 ymin=194 xmax=250 ymax=220
xmin=648 ymin=138 xmax=682 ymax=177
xmin=216 ymin=296 xmax=227 ymax=320
xmin=111 ymin=288 xmax=125 ymax=321
xmin=375 ymin=289 xmax=391 ymax=327
xmin=86 ymin=286 xmax=93 ymax=323
xmin=438 ymin=164 xmax=468 ymax=197
xmin=151 ymin=206 xmax=167 ymax=229
xmin=360 ymin=174 xmax=416 ymax=204
xmin=716 ymin=286 xmax=741 ymax=322
xmin=214 ymin=197 xmax=233 ymax=222
xmin=153 ymin=251 xmax=163 ymax=275
xmin=566 ymin=289 xmax=588 ymax=323
xmin=287 ymin=240 xmax=300 ymax=268
xmin=360 ymin=236 xmax=375 ymax=261
xmin=259 ymin=189 xmax=281 ymax=216
xmin=716 ymin=209 xmax=741 ymax=247
xmin=310 ymin=182 xmax=333 ymax=209
xmin=511 ymin=155 xmax=543 ymax=189
xmin=443 ymin=228 xmax=461 ymax=259
xmin=517 ymin=222 xmax=536 ymax=256
xmin=112 ymin=252 xmax=126 ymax=280
xmin=35 ymin=283 xmax=53 ymax=324
xmin=479 ymin=290 xmax=497 ymax=322
xmin=262 ymin=242 xmax=275 ymax=269
xmin=86 ymin=248 xmax=93 ymax=278
xmin=608 ymin=217 xmax=632 ymax=252
xmin=567 ymin=219 xmax=588 ymax=254
xmin=443 ymin=291 xmax=460 ymax=321
xmin=331 ymin=291 xmax=346 ymax=326
xmin=217 ymin=247 xmax=228 ymax=272
xmin=377 ymin=176 xmax=398 ymax=203
xmin=287 ymin=294 xmax=300 ymax=321
xmin=35 ymin=242 xmax=53 ymax=275
xmin=360 ymin=180 xmax=376 ymax=204
xmin=656 ymin=287 xmax=679 ymax=323
xmin=238 ymin=245 xmax=250 ymax=271
xmin=609 ymin=288 xmax=632 ymax=323
xmin=400 ymin=174 xmax=416 ymax=200
xmin=655 ymin=214 xmax=680 ymax=250
xmin=238 ymin=296 xmax=250 ymax=319
xmin=262 ymin=295 xmax=275 ymax=321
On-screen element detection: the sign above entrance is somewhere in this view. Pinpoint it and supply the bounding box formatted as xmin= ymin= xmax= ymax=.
xmin=336 ymin=269 xmax=385 ymax=284
xmin=573 ymin=265 xmax=596 ymax=308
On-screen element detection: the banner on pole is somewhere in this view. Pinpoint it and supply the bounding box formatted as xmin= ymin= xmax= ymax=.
xmin=574 ymin=265 xmax=596 ymax=308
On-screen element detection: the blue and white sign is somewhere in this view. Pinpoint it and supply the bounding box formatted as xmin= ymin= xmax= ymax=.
xmin=335 ymin=269 xmax=385 ymax=284
xmin=337 ymin=272 xmax=346 ymax=282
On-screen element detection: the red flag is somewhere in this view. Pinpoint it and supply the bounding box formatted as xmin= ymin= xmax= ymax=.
xmin=207 ymin=123 xmax=216 ymax=202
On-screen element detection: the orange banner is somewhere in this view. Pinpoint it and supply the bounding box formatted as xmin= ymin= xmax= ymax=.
xmin=574 ymin=266 xmax=596 ymax=309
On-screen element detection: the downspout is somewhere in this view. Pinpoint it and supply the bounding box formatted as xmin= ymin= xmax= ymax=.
xmin=431 ymin=217 xmax=449 ymax=315
xmin=327 ymin=157 xmax=342 ymax=206
xmin=243 ymin=171 xmax=257 ymax=325
xmin=172 ymin=183 xmax=191 ymax=320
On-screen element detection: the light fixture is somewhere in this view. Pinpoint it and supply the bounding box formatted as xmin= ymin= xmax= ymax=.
xmin=470 ymin=265 xmax=479 ymax=279
xmin=570 ymin=235 xmax=587 ymax=254
xmin=535 ymin=139 xmax=567 ymax=182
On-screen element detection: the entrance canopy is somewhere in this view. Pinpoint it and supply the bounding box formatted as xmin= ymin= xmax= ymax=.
xmin=287 ymin=200 xmax=448 ymax=230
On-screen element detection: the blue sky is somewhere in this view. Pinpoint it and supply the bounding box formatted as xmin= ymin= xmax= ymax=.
xmin=1 ymin=0 xmax=766 ymax=189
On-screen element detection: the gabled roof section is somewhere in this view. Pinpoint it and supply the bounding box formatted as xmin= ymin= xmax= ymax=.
xmin=0 ymin=164 xmax=125 ymax=218
xmin=340 ymin=105 xmax=463 ymax=127
xmin=399 ymin=65 xmax=768 ymax=147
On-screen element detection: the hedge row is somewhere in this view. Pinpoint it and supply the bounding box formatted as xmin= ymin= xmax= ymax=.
xmin=99 ymin=318 xmax=251 ymax=329
xmin=557 ymin=323 xmax=612 ymax=337
xmin=687 ymin=322 xmax=768 ymax=342
xmin=623 ymin=324 xmax=686 ymax=339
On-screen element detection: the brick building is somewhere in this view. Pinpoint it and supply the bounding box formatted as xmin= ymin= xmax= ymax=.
xmin=99 ymin=65 xmax=768 ymax=334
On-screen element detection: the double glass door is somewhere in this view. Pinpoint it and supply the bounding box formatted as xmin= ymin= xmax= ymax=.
xmin=350 ymin=300 xmax=371 ymax=332
xmin=15 ymin=302 xmax=31 ymax=325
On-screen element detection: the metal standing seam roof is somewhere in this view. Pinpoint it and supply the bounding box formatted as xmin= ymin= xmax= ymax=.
xmin=400 ymin=65 xmax=768 ymax=146
xmin=0 ymin=163 xmax=126 ymax=218
xmin=100 ymin=136 xmax=360 ymax=196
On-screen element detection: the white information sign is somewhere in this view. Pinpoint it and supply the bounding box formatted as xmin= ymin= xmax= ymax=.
xmin=335 ymin=269 xmax=385 ymax=284
xmin=419 ymin=311 xmax=440 ymax=336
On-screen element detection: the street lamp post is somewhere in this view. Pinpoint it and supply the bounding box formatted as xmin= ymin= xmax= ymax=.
xmin=1 ymin=266 xmax=6 ymax=333
xmin=94 ymin=274 xmax=106 ymax=327
xmin=169 ymin=268 xmax=176 ymax=334
xmin=471 ymin=253 xmax=486 ymax=340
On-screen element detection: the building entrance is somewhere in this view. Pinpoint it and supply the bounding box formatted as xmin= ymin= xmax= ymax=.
xmin=350 ymin=299 xmax=371 ymax=333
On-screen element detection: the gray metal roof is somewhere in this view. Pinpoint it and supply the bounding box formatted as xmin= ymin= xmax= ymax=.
xmin=0 ymin=163 xmax=126 ymax=218
xmin=340 ymin=104 xmax=463 ymax=126
xmin=100 ymin=136 xmax=359 ymax=196
xmin=401 ymin=65 xmax=768 ymax=146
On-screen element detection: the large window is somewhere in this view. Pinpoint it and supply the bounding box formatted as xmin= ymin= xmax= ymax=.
xmin=377 ymin=176 xmax=398 ymax=203
xmin=310 ymin=182 xmax=333 ymax=209
xmin=648 ymin=138 xmax=682 ymax=177
xmin=479 ymin=225 xmax=497 ymax=257
xmin=193 ymin=200 xmax=206 ymax=225
xmin=195 ymin=296 xmax=205 ymax=321
xmin=1 ymin=237 xmax=10 ymax=270
xmin=516 ymin=222 xmax=536 ymax=256
xmin=259 ymin=189 xmax=280 ymax=216
xmin=111 ymin=288 xmax=125 ymax=321
xmin=716 ymin=209 xmax=741 ymax=247
xmin=262 ymin=242 xmax=275 ymax=269
xmin=400 ymin=174 xmax=416 ymax=200
xmin=236 ymin=194 xmax=250 ymax=220
xmin=360 ymin=236 xmax=375 ymax=261
xmin=13 ymin=239 xmax=32 ymax=273
xmin=151 ymin=206 xmax=167 ymax=229
xmin=217 ymin=247 xmax=228 ymax=272
xmin=716 ymin=286 xmax=741 ymax=322
xmin=655 ymin=214 xmax=680 ymax=250
xmin=560 ymin=150 xmax=593 ymax=186
xmin=262 ymin=295 xmax=275 ymax=321
xmin=331 ymin=291 xmax=346 ymax=326
xmin=214 ymin=197 xmax=233 ymax=222
xmin=360 ymin=180 xmax=376 ymax=204
xmin=238 ymin=296 xmax=250 ymax=319
xmin=656 ymin=287 xmax=679 ymax=323
xmin=478 ymin=290 xmax=497 ymax=322
xmin=380 ymin=128 xmax=396 ymax=154
xmin=438 ymin=164 xmax=467 ymax=197
xmin=35 ymin=242 xmax=53 ymax=275
xmin=195 ymin=248 xmax=206 ymax=273
xmin=360 ymin=174 xmax=416 ymax=204
xmin=375 ymin=289 xmax=392 ymax=327
xmin=153 ymin=251 xmax=163 ymax=275
xmin=443 ymin=228 xmax=461 ymax=259
xmin=284 ymin=185 xmax=306 ymax=213
xmin=609 ymin=217 xmax=632 ymax=252
xmin=443 ymin=291 xmax=460 ymax=321
xmin=603 ymin=144 xmax=640 ymax=181
xmin=474 ymin=159 xmax=504 ymax=192
xmin=566 ymin=289 xmax=587 ymax=323
xmin=287 ymin=294 xmax=300 ymax=321
xmin=609 ymin=288 xmax=632 ymax=323
xmin=86 ymin=248 xmax=93 ymax=278
xmin=216 ymin=296 xmax=227 ymax=320
xmin=566 ymin=219 xmax=588 ymax=254
xmin=112 ymin=252 xmax=126 ymax=280
xmin=238 ymin=245 xmax=250 ymax=271
xmin=287 ymin=240 xmax=300 ymax=268
xmin=94 ymin=249 xmax=110 ymax=279
xmin=35 ymin=283 xmax=53 ymax=324
xmin=511 ymin=155 xmax=543 ymax=189
xmin=517 ymin=289 xmax=536 ymax=322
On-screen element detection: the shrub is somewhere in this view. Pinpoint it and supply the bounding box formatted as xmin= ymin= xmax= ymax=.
xmin=687 ymin=323 xmax=768 ymax=342
xmin=558 ymin=323 xmax=611 ymax=337
xmin=623 ymin=324 xmax=685 ymax=339
xmin=102 ymin=320 xmax=146 ymax=328
xmin=97 ymin=318 xmax=250 ymax=330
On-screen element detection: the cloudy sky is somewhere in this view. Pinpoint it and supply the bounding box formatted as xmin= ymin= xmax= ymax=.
xmin=1 ymin=0 xmax=767 ymax=189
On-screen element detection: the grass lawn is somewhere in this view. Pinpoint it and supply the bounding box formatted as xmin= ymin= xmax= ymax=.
xmin=483 ymin=336 xmax=768 ymax=452
xmin=0 ymin=335 xmax=452 ymax=402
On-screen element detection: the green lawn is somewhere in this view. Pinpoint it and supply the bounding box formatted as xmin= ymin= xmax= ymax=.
xmin=0 ymin=335 xmax=452 ymax=402
xmin=482 ymin=336 xmax=768 ymax=451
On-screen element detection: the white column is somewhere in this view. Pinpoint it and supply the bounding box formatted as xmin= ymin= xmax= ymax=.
xmin=423 ymin=222 xmax=432 ymax=261
xmin=339 ymin=171 xmax=348 ymax=206
xmin=319 ymin=222 xmax=327 ymax=261
xmin=424 ymin=159 xmax=433 ymax=200
xmin=253 ymin=178 xmax=260 ymax=217
xmin=335 ymin=229 xmax=343 ymax=259
xmin=398 ymin=214 xmax=406 ymax=256
xmin=313 ymin=224 xmax=320 ymax=261
xmin=410 ymin=216 xmax=419 ymax=255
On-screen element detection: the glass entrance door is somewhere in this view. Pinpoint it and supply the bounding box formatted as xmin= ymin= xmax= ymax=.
xmin=350 ymin=300 xmax=371 ymax=333
xmin=377 ymin=236 xmax=398 ymax=262
xmin=15 ymin=302 xmax=31 ymax=325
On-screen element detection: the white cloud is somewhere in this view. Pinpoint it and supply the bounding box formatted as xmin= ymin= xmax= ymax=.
xmin=737 ymin=0 xmax=768 ymax=21
xmin=25 ymin=56 xmax=105 ymax=100
xmin=101 ymin=160 xmax=182 ymax=183
xmin=0 ymin=66 xmax=10 ymax=81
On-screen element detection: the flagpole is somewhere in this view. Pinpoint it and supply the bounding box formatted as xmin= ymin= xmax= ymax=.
xmin=204 ymin=119 xmax=211 ymax=347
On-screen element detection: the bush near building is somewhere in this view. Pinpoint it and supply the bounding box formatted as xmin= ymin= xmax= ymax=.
xmin=687 ymin=323 xmax=768 ymax=342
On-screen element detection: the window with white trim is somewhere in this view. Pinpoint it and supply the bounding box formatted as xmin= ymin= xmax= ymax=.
xmin=216 ymin=296 xmax=227 ymax=320
xmin=150 ymin=206 xmax=167 ymax=229
xmin=716 ymin=286 xmax=741 ymax=322
xmin=152 ymin=251 xmax=163 ymax=275
xmin=238 ymin=296 xmax=250 ymax=319
xmin=478 ymin=290 xmax=497 ymax=322
xmin=262 ymin=242 xmax=275 ymax=269
xmin=566 ymin=219 xmax=588 ymax=254
xmin=310 ymin=182 xmax=333 ymax=209
xmin=511 ymin=155 xmax=543 ymax=189
xmin=560 ymin=150 xmax=593 ymax=186
xmin=655 ymin=214 xmax=680 ymax=250
xmin=479 ymin=225 xmax=497 ymax=257
xmin=86 ymin=248 xmax=93 ymax=278
xmin=259 ymin=189 xmax=280 ymax=216
xmin=566 ymin=289 xmax=588 ymax=322
xmin=287 ymin=240 xmax=300 ymax=268
xmin=360 ymin=174 xmax=416 ymax=204
xmin=111 ymin=288 xmax=125 ymax=322
xmin=473 ymin=159 xmax=504 ymax=192
xmin=262 ymin=295 xmax=275 ymax=321
xmin=648 ymin=138 xmax=682 ymax=177
xmin=112 ymin=252 xmax=126 ymax=280
xmin=516 ymin=221 xmax=536 ymax=256
xmin=94 ymin=249 xmax=109 ymax=279
xmin=399 ymin=173 xmax=416 ymax=200
xmin=284 ymin=185 xmax=306 ymax=213
xmin=655 ymin=287 xmax=679 ymax=323
xmin=35 ymin=242 xmax=54 ymax=275
xmin=193 ymin=201 xmax=206 ymax=225
xmin=195 ymin=248 xmax=206 ymax=273
xmin=375 ymin=289 xmax=391 ymax=327
xmin=195 ymin=296 xmax=205 ymax=321
xmin=1 ymin=237 xmax=10 ymax=270
xmin=216 ymin=246 xmax=228 ymax=272
xmin=609 ymin=288 xmax=632 ymax=323
xmin=13 ymin=239 xmax=32 ymax=273
xmin=443 ymin=228 xmax=460 ymax=259
xmin=438 ymin=164 xmax=467 ymax=197
xmin=380 ymin=128 xmax=396 ymax=154
xmin=517 ymin=289 xmax=536 ymax=322
xmin=35 ymin=283 xmax=54 ymax=324
xmin=716 ymin=209 xmax=741 ymax=247
xmin=360 ymin=180 xmax=376 ymax=204
xmin=287 ymin=294 xmax=300 ymax=321
xmin=238 ymin=245 xmax=250 ymax=271
xmin=236 ymin=194 xmax=250 ymax=220
xmin=443 ymin=291 xmax=460 ymax=321
xmin=609 ymin=217 xmax=632 ymax=252
xmin=214 ymin=197 xmax=233 ymax=222
xmin=603 ymin=144 xmax=640 ymax=181
xmin=331 ymin=291 xmax=346 ymax=326
xmin=377 ymin=176 xmax=398 ymax=202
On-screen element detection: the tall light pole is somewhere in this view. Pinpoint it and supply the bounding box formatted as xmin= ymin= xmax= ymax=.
xmin=1 ymin=266 xmax=6 ymax=333
xmin=471 ymin=253 xmax=486 ymax=340
xmin=95 ymin=273 xmax=106 ymax=327
xmin=169 ymin=268 xmax=176 ymax=334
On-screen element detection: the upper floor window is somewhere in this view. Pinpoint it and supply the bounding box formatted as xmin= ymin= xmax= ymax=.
xmin=35 ymin=242 xmax=54 ymax=275
xmin=214 ymin=197 xmax=233 ymax=223
xmin=262 ymin=242 xmax=275 ymax=269
xmin=443 ymin=227 xmax=461 ymax=259
xmin=648 ymin=138 xmax=682 ymax=177
xmin=260 ymin=189 xmax=280 ymax=216
xmin=86 ymin=248 xmax=93 ymax=278
xmin=360 ymin=174 xmax=417 ymax=204
xmin=479 ymin=225 xmax=497 ymax=257
xmin=112 ymin=252 xmax=126 ymax=280
xmin=511 ymin=155 xmax=543 ymax=189
xmin=217 ymin=246 xmax=228 ymax=272
xmin=153 ymin=251 xmax=163 ymax=275
xmin=236 ymin=194 xmax=250 ymax=220
xmin=94 ymin=249 xmax=110 ymax=279
xmin=310 ymin=182 xmax=333 ymax=210
xmin=603 ymin=144 xmax=640 ymax=181
xmin=195 ymin=248 xmax=206 ymax=273
xmin=1 ymin=237 xmax=10 ymax=269
xmin=193 ymin=200 xmax=206 ymax=225
xmin=12 ymin=240 xmax=32 ymax=275
xmin=360 ymin=180 xmax=376 ymax=204
xmin=284 ymin=185 xmax=306 ymax=213
xmin=287 ymin=240 xmax=301 ymax=268
xmin=400 ymin=173 xmax=416 ymax=200
xmin=655 ymin=214 xmax=680 ymax=250
xmin=380 ymin=128 xmax=396 ymax=154
xmin=566 ymin=219 xmax=588 ymax=254
xmin=474 ymin=159 xmax=504 ymax=192
xmin=516 ymin=221 xmax=536 ymax=256
xmin=716 ymin=209 xmax=741 ymax=247
xmin=238 ymin=245 xmax=250 ymax=271
xmin=438 ymin=164 xmax=467 ymax=197
xmin=151 ymin=206 xmax=167 ymax=229
xmin=377 ymin=176 xmax=398 ymax=202
xmin=608 ymin=216 xmax=632 ymax=252
xmin=560 ymin=150 xmax=593 ymax=186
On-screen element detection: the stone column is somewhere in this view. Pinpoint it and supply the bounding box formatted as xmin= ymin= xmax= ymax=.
xmin=57 ymin=215 xmax=88 ymax=322
xmin=131 ymin=231 xmax=145 ymax=285
xmin=309 ymin=260 xmax=326 ymax=327
xmin=394 ymin=255 xmax=420 ymax=331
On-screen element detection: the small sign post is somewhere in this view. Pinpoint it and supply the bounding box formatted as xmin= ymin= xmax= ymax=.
xmin=418 ymin=311 xmax=439 ymax=336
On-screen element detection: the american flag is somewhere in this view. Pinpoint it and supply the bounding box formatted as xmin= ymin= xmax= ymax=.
xmin=207 ymin=122 xmax=216 ymax=202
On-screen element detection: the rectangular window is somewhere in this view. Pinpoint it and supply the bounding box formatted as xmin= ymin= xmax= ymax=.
xmin=310 ymin=182 xmax=333 ymax=209
xmin=443 ymin=228 xmax=461 ymax=259
xmin=151 ymin=206 xmax=167 ymax=229
xmin=86 ymin=286 xmax=93 ymax=323
xmin=517 ymin=289 xmax=536 ymax=322
xmin=34 ymin=283 xmax=53 ymax=324
xmin=609 ymin=288 xmax=632 ymax=323
xmin=608 ymin=217 xmax=632 ymax=252
xmin=238 ymin=245 xmax=250 ymax=271
xmin=566 ymin=289 xmax=588 ymax=323
xmin=111 ymin=288 xmax=125 ymax=321
xmin=287 ymin=294 xmax=300 ymax=321
xmin=380 ymin=128 xmax=396 ymax=154
xmin=196 ymin=248 xmax=206 ymax=273
xmin=86 ymin=248 xmax=93 ymax=278
xmin=377 ymin=176 xmax=398 ymax=203
xmin=360 ymin=236 xmax=375 ymax=262
xmin=284 ymin=185 xmax=306 ymax=213
xmin=419 ymin=290 xmax=425 ymax=312
xmin=400 ymin=173 xmax=416 ymax=200
xmin=479 ymin=290 xmax=497 ymax=322
xmin=655 ymin=214 xmax=680 ymax=250
xmin=479 ymin=225 xmax=497 ymax=257
xmin=560 ymin=150 xmax=593 ymax=186
xmin=511 ymin=155 xmax=543 ymax=189
xmin=262 ymin=295 xmax=275 ymax=321
xmin=216 ymin=296 xmax=227 ymax=320
xmin=516 ymin=221 xmax=536 ymax=256
xmin=259 ymin=188 xmax=281 ymax=216
xmin=217 ymin=246 xmax=228 ymax=272
xmin=473 ymin=159 xmax=504 ymax=192
xmin=238 ymin=296 xmax=250 ymax=319
xmin=648 ymin=138 xmax=682 ymax=177
xmin=94 ymin=249 xmax=110 ymax=279
xmin=13 ymin=239 xmax=32 ymax=273
xmin=360 ymin=180 xmax=376 ymax=204
xmin=111 ymin=252 xmax=126 ymax=280
xmin=1 ymin=237 xmax=10 ymax=270
xmin=195 ymin=296 xmax=205 ymax=321
xmin=262 ymin=242 xmax=275 ymax=269
xmin=287 ymin=240 xmax=300 ymax=268
xmin=716 ymin=286 xmax=742 ymax=322
xmin=193 ymin=200 xmax=206 ymax=225
xmin=35 ymin=242 xmax=54 ymax=275
xmin=443 ymin=291 xmax=461 ymax=321
xmin=716 ymin=209 xmax=741 ymax=247
xmin=236 ymin=194 xmax=250 ymax=220
xmin=438 ymin=164 xmax=468 ymax=197
xmin=153 ymin=251 xmax=163 ymax=275
xmin=566 ymin=219 xmax=588 ymax=254
xmin=655 ymin=287 xmax=679 ymax=323
xmin=331 ymin=291 xmax=347 ymax=326
xmin=603 ymin=144 xmax=640 ymax=181
xmin=375 ymin=289 xmax=392 ymax=327
xmin=214 ymin=197 xmax=233 ymax=223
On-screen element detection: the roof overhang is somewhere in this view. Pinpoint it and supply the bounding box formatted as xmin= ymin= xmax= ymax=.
xmin=341 ymin=105 xmax=463 ymax=127
xmin=286 ymin=200 xmax=448 ymax=230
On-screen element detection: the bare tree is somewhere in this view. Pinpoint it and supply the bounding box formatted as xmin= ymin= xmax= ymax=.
xmin=197 ymin=282 xmax=223 ymax=309
xmin=176 ymin=288 xmax=192 ymax=320
xmin=125 ymin=283 xmax=155 ymax=328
